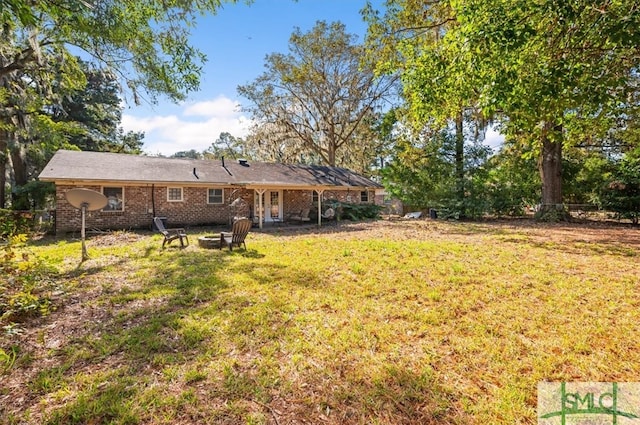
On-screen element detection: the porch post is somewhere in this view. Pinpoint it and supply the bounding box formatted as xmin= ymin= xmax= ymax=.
xmin=255 ymin=189 xmax=266 ymax=229
xmin=316 ymin=189 xmax=324 ymax=227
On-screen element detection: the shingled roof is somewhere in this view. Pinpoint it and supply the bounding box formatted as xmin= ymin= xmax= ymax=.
xmin=39 ymin=150 xmax=382 ymax=189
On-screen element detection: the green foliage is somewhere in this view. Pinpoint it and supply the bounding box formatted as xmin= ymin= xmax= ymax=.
xmin=171 ymin=149 xmax=203 ymax=159
xmin=484 ymin=183 xmax=526 ymax=217
xmin=600 ymin=152 xmax=640 ymax=224
xmin=2 ymin=0 xmax=232 ymax=103
xmin=0 ymin=346 xmax=17 ymax=374
xmin=381 ymin=126 xmax=491 ymax=219
xmin=0 ymin=210 xmax=33 ymax=240
xmin=203 ymin=132 xmax=252 ymax=160
xmin=0 ymin=208 xmax=54 ymax=236
xmin=381 ymin=133 xmax=455 ymax=209
xmin=0 ymin=0 xmax=37 ymax=26
xmin=563 ymin=149 xmax=615 ymax=205
xmin=482 ymin=143 xmax=541 ymax=217
xmin=326 ymin=200 xmax=382 ymax=221
xmin=2 ymin=0 xmax=237 ymax=209
xmin=6 ymin=291 xmax=49 ymax=319
xmin=12 ymin=182 xmax=56 ymax=212
xmin=51 ymin=61 xmax=145 ymax=155
xmin=1 ymin=233 xmax=58 ymax=327
xmin=365 ymin=0 xmax=640 ymax=211
xmin=3 ymin=58 xmax=144 ymax=210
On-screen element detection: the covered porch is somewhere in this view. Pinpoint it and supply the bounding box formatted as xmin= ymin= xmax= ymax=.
xmin=227 ymin=185 xmax=372 ymax=229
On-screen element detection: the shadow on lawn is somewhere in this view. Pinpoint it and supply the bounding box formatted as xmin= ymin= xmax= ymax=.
xmin=12 ymin=220 xmax=639 ymax=423
xmin=15 ymin=228 xmax=472 ymax=424
xmin=320 ymin=364 xmax=456 ymax=424
xmin=17 ymin=249 xmax=233 ymax=423
xmin=200 ymin=257 xmax=462 ymax=423
xmin=522 ymin=238 xmax=639 ymax=257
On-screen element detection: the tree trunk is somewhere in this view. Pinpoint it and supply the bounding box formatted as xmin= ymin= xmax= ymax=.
xmin=0 ymin=131 xmax=7 ymax=209
xmin=327 ymin=136 xmax=336 ymax=166
xmin=10 ymin=143 xmax=30 ymax=210
xmin=325 ymin=119 xmax=338 ymax=167
xmin=538 ymin=122 xmax=565 ymax=217
xmin=454 ymin=112 xmax=465 ymax=214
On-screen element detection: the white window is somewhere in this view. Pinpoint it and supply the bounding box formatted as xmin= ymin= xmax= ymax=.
xmin=208 ymin=188 xmax=224 ymax=204
xmin=361 ymin=190 xmax=369 ymax=202
xmin=167 ymin=187 xmax=183 ymax=202
xmin=102 ymin=187 xmax=124 ymax=211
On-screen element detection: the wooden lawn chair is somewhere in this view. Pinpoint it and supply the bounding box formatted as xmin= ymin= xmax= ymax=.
xmin=154 ymin=217 xmax=189 ymax=248
xmin=220 ymin=218 xmax=252 ymax=251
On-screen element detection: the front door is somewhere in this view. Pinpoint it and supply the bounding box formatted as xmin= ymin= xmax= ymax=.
xmin=254 ymin=190 xmax=282 ymax=223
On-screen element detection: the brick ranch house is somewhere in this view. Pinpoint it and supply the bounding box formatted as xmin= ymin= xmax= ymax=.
xmin=38 ymin=150 xmax=385 ymax=233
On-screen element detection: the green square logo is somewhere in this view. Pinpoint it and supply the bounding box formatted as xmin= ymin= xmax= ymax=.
xmin=538 ymin=382 xmax=640 ymax=424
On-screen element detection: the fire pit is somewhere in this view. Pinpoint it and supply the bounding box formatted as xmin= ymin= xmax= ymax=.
xmin=198 ymin=235 xmax=221 ymax=249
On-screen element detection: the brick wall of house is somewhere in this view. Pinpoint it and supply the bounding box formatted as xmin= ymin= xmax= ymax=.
xmin=55 ymin=185 xmax=93 ymax=233
xmin=55 ymin=185 xmax=243 ymax=233
xmin=283 ymin=190 xmax=313 ymax=219
xmin=54 ymin=185 xmax=379 ymax=233
xmin=152 ymin=186 xmax=241 ymax=228
xmin=373 ymin=189 xmax=404 ymax=215
xmin=323 ymin=189 xmax=373 ymax=205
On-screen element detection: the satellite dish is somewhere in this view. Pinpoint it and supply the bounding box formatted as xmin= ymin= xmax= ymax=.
xmin=64 ymin=188 xmax=108 ymax=262
xmin=65 ymin=188 xmax=108 ymax=211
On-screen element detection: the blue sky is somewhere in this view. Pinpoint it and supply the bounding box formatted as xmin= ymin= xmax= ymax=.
xmin=122 ymin=0 xmax=377 ymax=156
xmin=121 ymin=0 xmax=503 ymax=156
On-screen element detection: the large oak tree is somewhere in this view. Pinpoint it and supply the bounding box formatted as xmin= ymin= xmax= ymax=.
xmin=1 ymin=0 xmax=242 ymax=208
xmin=238 ymin=21 xmax=397 ymax=173
xmin=365 ymin=0 xmax=640 ymax=214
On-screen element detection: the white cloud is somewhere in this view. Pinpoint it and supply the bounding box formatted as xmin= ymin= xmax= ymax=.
xmin=485 ymin=126 xmax=505 ymax=151
xmin=121 ymin=96 xmax=251 ymax=156
xmin=183 ymin=96 xmax=241 ymax=117
xmin=121 ymin=114 xmax=181 ymax=133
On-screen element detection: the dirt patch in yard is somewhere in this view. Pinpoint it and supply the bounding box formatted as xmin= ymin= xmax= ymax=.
xmin=297 ymin=217 xmax=640 ymax=246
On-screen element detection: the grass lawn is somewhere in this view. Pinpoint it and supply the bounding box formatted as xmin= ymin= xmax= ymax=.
xmin=1 ymin=219 xmax=639 ymax=424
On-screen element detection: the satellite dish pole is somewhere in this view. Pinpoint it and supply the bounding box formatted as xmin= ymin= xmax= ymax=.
xmin=64 ymin=188 xmax=108 ymax=262
xmin=80 ymin=201 xmax=89 ymax=261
